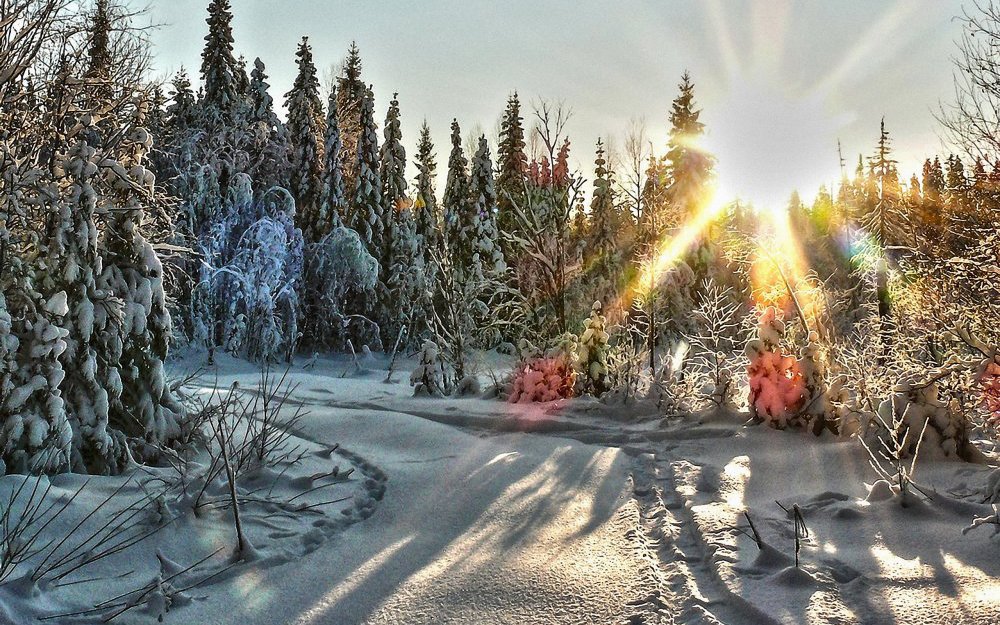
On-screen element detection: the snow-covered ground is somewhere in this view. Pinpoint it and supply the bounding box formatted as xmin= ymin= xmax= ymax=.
xmin=2 ymin=352 xmax=998 ymax=624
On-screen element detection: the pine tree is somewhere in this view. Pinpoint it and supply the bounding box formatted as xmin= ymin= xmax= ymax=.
xmin=246 ymin=57 xmax=289 ymax=191
xmin=442 ymin=119 xmax=471 ymax=274
xmin=379 ymin=92 xmax=407 ymax=268
xmin=85 ymin=0 xmax=112 ymax=102
xmin=496 ymin=92 xmax=528 ymax=258
xmin=468 ymin=135 xmax=505 ymax=278
xmin=413 ymin=122 xmax=439 ymax=258
xmin=200 ymin=0 xmax=240 ymax=119
xmin=864 ymin=118 xmax=900 ymax=246
xmin=351 ymin=87 xmax=384 ymax=269
xmin=101 ymin=113 xmax=186 ymax=455
xmin=589 ymin=139 xmax=618 ymax=264
xmin=319 ymin=85 xmax=347 ymax=233
xmin=49 ymin=139 xmax=128 ymax=474
xmin=665 ymin=72 xmax=713 ymax=225
xmin=337 ymin=42 xmax=366 ymax=191
xmin=285 ymin=37 xmax=325 ymax=242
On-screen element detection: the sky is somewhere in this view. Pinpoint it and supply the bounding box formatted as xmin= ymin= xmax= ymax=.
xmin=144 ymin=0 xmax=968 ymax=209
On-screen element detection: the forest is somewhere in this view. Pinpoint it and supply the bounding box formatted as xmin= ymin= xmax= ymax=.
xmin=0 ymin=1 xmax=999 ymax=624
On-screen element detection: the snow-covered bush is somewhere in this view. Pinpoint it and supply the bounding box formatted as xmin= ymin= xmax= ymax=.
xmin=796 ymin=332 xmax=848 ymax=435
xmin=302 ymin=226 xmax=380 ymax=351
xmin=506 ymin=334 xmax=578 ymax=403
xmin=745 ymin=307 xmax=805 ymax=428
xmin=410 ymin=340 xmax=445 ymax=397
xmin=195 ymin=179 xmax=304 ymax=363
xmin=685 ymin=282 xmax=749 ymax=411
xmin=577 ymin=301 xmax=610 ymax=396
xmin=878 ymin=373 xmax=971 ymax=461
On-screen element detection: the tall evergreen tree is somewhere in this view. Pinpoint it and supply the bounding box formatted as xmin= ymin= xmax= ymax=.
xmin=246 ymin=57 xmax=289 ymax=191
xmin=351 ymin=87 xmax=384 ymax=268
xmin=337 ymin=42 xmax=366 ymax=191
xmin=468 ymin=135 xmax=505 ymax=278
xmin=496 ymin=92 xmax=528 ymax=258
xmin=319 ymin=85 xmax=347 ymax=233
xmin=285 ymin=37 xmax=325 ymax=241
xmin=85 ymin=0 xmax=112 ymax=103
xmin=589 ymin=139 xmax=618 ymax=265
xmin=665 ymin=72 xmax=713 ymax=226
xmin=443 ymin=119 xmax=471 ymax=273
xmin=413 ymin=122 xmax=439 ymax=259
xmin=200 ymin=0 xmax=240 ymax=118
xmin=379 ymin=92 xmax=407 ymax=266
xmin=864 ymin=117 xmax=900 ymax=245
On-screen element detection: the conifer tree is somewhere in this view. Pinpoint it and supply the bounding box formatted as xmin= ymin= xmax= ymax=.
xmin=413 ymin=122 xmax=439 ymax=258
xmin=49 ymin=139 xmax=127 ymax=474
xmin=246 ymin=57 xmax=289 ymax=191
xmin=85 ymin=0 xmax=112 ymax=102
xmin=443 ymin=119 xmax=471 ymax=273
xmin=101 ymin=113 xmax=186 ymax=455
xmin=864 ymin=118 xmax=901 ymax=246
xmin=319 ymin=85 xmax=348 ymax=233
xmin=496 ymin=92 xmax=528 ymax=257
xmin=200 ymin=0 xmax=240 ymax=119
xmin=468 ymin=135 xmax=505 ymax=278
xmin=379 ymin=92 xmax=407 ymax=267
xmin=589 ymin=139 xmax=618 ymax=264
xmin=285 ymin=37 xmax=325 ymax=241
xmin=665 ymin=72 xmax=713 ymax=225
xmin=351 ymin=87 xmax=384 ymax=268
xmin=337 ymin=42 xmax=366 ymax=190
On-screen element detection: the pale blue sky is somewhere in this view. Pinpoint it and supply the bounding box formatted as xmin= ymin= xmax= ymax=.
xmin=146 ymin=0 xmax=967 ymax=207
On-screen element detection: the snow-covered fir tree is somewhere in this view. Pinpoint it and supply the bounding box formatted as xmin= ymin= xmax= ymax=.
xmin=577 ymin=301 xmax=610 ymax=396
xmin=318 ymin=85 xmax=348 ymax=233
xmin=377 ymin=92 xmax=409 ymax=345
xmin=285 ymin=37 xmax=326 ymax=242
xmin=665 ymin=72 xmax=713 ymax=227
xmin=49 ymin=137 xmax=128 ymax=474
xmin=246 ymin=57 xmax=290 ymax=191
xmin=442 ymin=119 xmax=471 ymax=276
xmin=468 ymin=135 xmax=505 ymax=280
xmin=496 ymin=92 xmax=528 ymax=260
xmin=99 ymin=112 xmax=187 ymax=457
xmin=413 ymin=122 xmax=440 ymax=259
xmin=350 ymin=87 xmax=385 ymax=270
xmin=200 ymin=0 xmax=241 ymax=120
xmin=336 ymin=42 xmax=366 ymax=191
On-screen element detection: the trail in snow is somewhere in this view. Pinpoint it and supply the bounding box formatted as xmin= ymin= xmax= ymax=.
xmin=180 ymin=365 xmax=672 ymax=625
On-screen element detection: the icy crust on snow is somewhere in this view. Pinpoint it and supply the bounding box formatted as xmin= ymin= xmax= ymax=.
xmin=663 ymin=420 xmax=1000 ymax=625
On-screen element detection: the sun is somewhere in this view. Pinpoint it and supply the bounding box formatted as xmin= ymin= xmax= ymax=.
xmin=703 ymin=70 xmax=849 ymax=213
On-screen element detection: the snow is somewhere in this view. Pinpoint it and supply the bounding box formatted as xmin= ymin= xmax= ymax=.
xmin=1 ymin=352 xmax=998 ymax=624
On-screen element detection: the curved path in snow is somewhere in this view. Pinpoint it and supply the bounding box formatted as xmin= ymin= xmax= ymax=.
xmin=189 ymin=396 xmax=667 ymax=624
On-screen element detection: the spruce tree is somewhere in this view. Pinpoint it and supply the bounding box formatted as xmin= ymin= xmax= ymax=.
xmin=865 ymin=118 xmax=900 ymax=246
xmin=85 ymin=0 xmax=112 ymax=102
xmin=319 ymin=85 xmax=348 ymax=233
xmin=200 ymin=0 xmax=240 ymax=119
xmin=379 ymin=92 xmax=407 ymax=270
xmin=351 ymin=87 xmax=384 ymax=269
xmin=442 ymin=119 xmax=471 ymax=275
xmin=413 ymin=122 xmax=439 ymax=258
xmin=468 ymin=135 xmax=505 ymax=278
xmin=496 ymin=92 xmax=528 ymax=258
xmin=337 ymin=42 xmax=366 ymax=191
xmin=589 ymin=139 xmax=618 ymax=264
xmin=665 ymin=72 xmax=713 ymax=226
xmin=285 ymin=37 xmax=325 ymax=242
xmin=49 ymin=139 xmax=128 ymax=474
xmin=246 ymin=57 xmax=289 ymax=191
